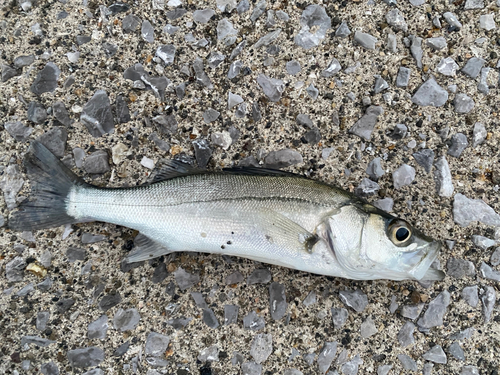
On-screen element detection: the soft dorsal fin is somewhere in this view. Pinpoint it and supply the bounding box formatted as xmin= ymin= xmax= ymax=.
xmin=151 ymin=159 xmax=202 ymax=183
xmin=222 ymin=166 xmax=301 ymax=178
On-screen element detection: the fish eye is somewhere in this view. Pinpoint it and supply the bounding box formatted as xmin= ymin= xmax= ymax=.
xmin=388 ymin=220 xmax=412 ymax=245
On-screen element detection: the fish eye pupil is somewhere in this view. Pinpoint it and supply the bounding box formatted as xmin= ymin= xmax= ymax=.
xmin=395 ymin=227 xmax=410 ymax=242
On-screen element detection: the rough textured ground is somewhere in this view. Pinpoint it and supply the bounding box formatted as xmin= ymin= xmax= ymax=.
xmin=1 ymin=0 xmax=499 ymax=374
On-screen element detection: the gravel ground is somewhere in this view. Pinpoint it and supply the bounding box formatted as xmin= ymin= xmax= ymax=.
xmin=1 ymin=0 xmax=500 ymax=374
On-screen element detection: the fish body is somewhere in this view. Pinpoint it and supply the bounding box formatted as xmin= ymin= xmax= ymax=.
xmin=9 ymin=141 xmax=443 ymax=281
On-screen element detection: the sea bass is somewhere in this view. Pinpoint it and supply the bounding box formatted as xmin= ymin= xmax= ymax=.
xmin=8 ymin=141 xmax=444 ymax=281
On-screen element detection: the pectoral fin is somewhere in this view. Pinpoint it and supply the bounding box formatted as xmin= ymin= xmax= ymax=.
xmin=259 ymin=210 xmax=318 ymax=254
xmin=126 ymin=233 xmax=172 ymax=263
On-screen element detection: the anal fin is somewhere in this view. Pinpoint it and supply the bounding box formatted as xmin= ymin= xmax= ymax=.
xmin=126 ymin=233 xmax=172 ymax=263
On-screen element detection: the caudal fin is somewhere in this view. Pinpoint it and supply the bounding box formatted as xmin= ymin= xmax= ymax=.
xmin=8 ymin=141 xmax=87 ymax=231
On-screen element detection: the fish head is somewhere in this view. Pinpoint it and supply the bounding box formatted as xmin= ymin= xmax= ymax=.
xmin=325 ymin=203 xmax=443 ymax=281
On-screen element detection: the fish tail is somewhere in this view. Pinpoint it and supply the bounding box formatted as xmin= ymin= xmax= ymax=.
xmin=8 ymin=141 xmax=87 ymax=231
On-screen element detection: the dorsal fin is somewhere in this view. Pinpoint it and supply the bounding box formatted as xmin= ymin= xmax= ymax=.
xmin=222 ymin=166 xmax=301 ymax=178
xmin=151 ymin=159 xmax=202 ymax=183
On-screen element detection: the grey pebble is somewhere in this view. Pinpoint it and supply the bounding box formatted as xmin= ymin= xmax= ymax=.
xmin=202 ymin=308 xmax=219 ymax=328
xmin=453 ymin=193 xmax=500 ymax=227
xmin=113 ymin=308 xmax=141 ymax=331
xmin=250 ymin=333 xmax=272 ymax=364
xmin=317 ymin=341 xmax=337 ymax=373
xmin=396 ymin=67 xmax=411 ymax=87
xmin=226 ymin=271 xmax=244 ymax=284
xmin=410 ymin=35 xmax=423 ymax=69
xmin=373 ymin=76 xmax=389 ymax=94
xmin=373 ymin=197 xmax=394 ymax=212
xmin=53 ymin=101 xmax=72 ymax=126
xmin=37 ymin=277 xmax=53 ymax=291
xmin=67 ymin=347 xmax=105 ymax=368
xmin=490 ymin=247 xmax=500 ymax=266
xmin=294 ymin=5 xmax=330 ymax=49
xmin=447 ymin=133 xmax=468 ymax=158
xmin=27 ymin=101 xmax=47 ymax=123
xmin=237 ymin=0 xmax=250 ymax=14
xmin=296 ymin=114 xmax=313 ymax=128
xmin=454 ymin=93 xmax=475 ymax=114
xmin=303 ymin=127 xmax=321 ymax=144
xmin=387 ymin=33 xmax=397 ymax=53
xmin=82 ymin=369 xmax=104 ymax=375
xmin=228 ymin=60 xmax=242 ymax=79
xmin=377 ymin=364 xmax=393 ymax=375
xmin=191 ymin=292 xmax=208 ymax=308
xmin=156 ymin=44 xmax=176 ymax=65
xmin=193 ymin=57 xmax=213 ymax=89
xmin=98 ymin=293 xmax=121 ymax=311
xmin=67 ymin=247 xmax=86 ymax=262
xmin=276 ymin=10 xmax=289 ymax=21
xmin=472 ymin=122 xmax=487 ymax=147
xmin=479 ymin=14 xmax=495 ymax=30
xmin=286 ymin=60 xmax=301 ymax=75
xmin=56 ymin=298 xmax=75 ymax=313
xmin=243 ymin=310 xmax=265 ymax=330
xmin=4 ymin=121 xmax=33 ymax=142
xmin=339 ymin=289 xmax=368 ymax=313
xmin=401 ymin=303 xmax=424 ymax=320
xmin=264 ymin=149 xmax=303 ymax=169
xmin=303 ymin=290 xmax=316 ymax=307
xmin=354 ymin=178 xmax=380 ymax=197
xmin=37 ymin=127 xmax=68 ymax=158
xmin=397 ymin=354 xmax=417 ymax=371
xmin=76 ymin=35 xmax=92 ymax=45
xmin=386 ymin=9 xmax=407 ymax=32
xmin=447 ymin=258 xmax=475 ymax=279
xmin=193 ymin=9 xmax=214 ymax=23
xmin=472 ymin=235 xmax=496 ymax=250
xmin=224 ymin=305 xmax=239 ymax=325
xmin=198 ymin=345 xmax=219 ymax=362
xmin=335 ymin=21 xmax=351 ymax=38
xmin=31 ymin=62 xmax=60 ymax=95
xmin=398 ymin=321 xmax=415 ymax=347
xmin=88 ymin=315 xmax=108 ymax=339
xmin=303 ymin=352 xmax=315 ymax=365
xmin=436 ymin=57 xmax=459 ymax=76
xmin=193 ymin=139 xmax=212 ymax=168
xmin=423 ymin=363 xmax=434 ymax=375
xmin=481 ymin=286 xmax=496 ymax=322
xmin=40 ymin=361 xmax=59 ymax=375
xmin=411 ymin=78 xmax=448 ymax=107
xmin=427 ymin=37 xmax=447 ymax=50
xmin=36 ymin=311 xmax=50 ymax=331
xmin=141 ymin=20 xmax=154 ymax=42
xmin=145 ymin=332 xmax=170 ymax=357
xmin=479 ymin=262 xmax=500 ymax=282
xmin=389 ymin=124 xmax=407 ymax=140
xmin=284 ymin=369 xmax=303 ymax=375
xmin=17 ymin=283 xmax=34 ymax=297
xmin=256 ymin=74 xmax=284 ymax=102
xmin=83 ymin=150 xmax=110 ymax=174
xmin=228 ymin=92 xmax=244 ymax=109
xmin=102 ymin=42 xmax=117 ymax=57
xmin=269 ymin=282 xmax=287 ymax=320
xmin=366 ymin=157 xmax=384 ymax=181
xmin=152 ymin=262 xmax=168 ymax=284
xmin=413 ymin=149 xmax=434 ymax=173
xmin=464 ymin=0 xmax=484 ymax=10
xmin=321 ymin=58 xmax=342 ymax=77
xmin=348 ymin=105 xmax=384 ymax=141
xmin=217 ymin=18 xmax=237 ymax=46
xmin=1 ymin=164 xmax=25 ymax=210
xmin=341 ymin=354 xmax=363 ymax=375
xmin=417 ymin=290 xmax=450 ymax=329
xmin=461 ymin=366 xmax=479 ymax=375
xmin=306 ymin=83 xmax=319 ymax=100
xmin=250 ymin=0 xmax=266 ymax=22
xmin=422 ymin=345 xmax=447 ymax=364
xmin=433 ymin=156 xmax=454 ymax=197
xmin=80 ymin=90 xmax=114 ymax=137
xmin=354 ymin=31 xmax=378 ymax=49
xmin=360 ymin=315 xmax=378 ymax=338
xmin=230 ymin=40 xmax=246 ymax=60
xmin=13 ymin=54 xmax=35 ymax=68
xmin=448 ymin=342 xmax=465 ymax=361
xmin=242 ymin=362 xmax=262 ymax=375
xmin=21 ymin=335 xmax=56 ymax=347
xmin=390 ymin=296 xmax=399 ymax=314
xmin=392 ymin=164 xmax=415 ymax=189
xmin=153 ymin=114 xmax=177 ymax=135
xmin=166 ymin=317 xmax=192 ymax=329
xmin=461 ymin=57 xmax=484 ymax=79
xmin=443 ymin=12 xmax=462 ymax=30
xmin=254 ymin=29 xmax=281 ymax=49
xmin=173 ymin=267 xmax=200 ymax=290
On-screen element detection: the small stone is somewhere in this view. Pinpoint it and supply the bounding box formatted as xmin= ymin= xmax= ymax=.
xmin=226 ymin=271 xmax=244 ymax=285
xmin=341 ymin=354 xmax=363 ymax=375
xmin=433 ymin=156 xmax=454 ymax=197
xmin=436 ymin=57 xmax=459 ymax=76
xmin=256 ymin=74 xmax=284 ymax=102
xmin=464 ymin=0 xmax=484 ymax=10
xmin=4 ymin=121 xmax=33 ymax=142
xmin=155 ymin=44 xmax=175 ymax=65
xmin=243 ymin=310 xmax=265 ymax=330
xmin=481 ymin=286 xmax=496 ymax=322
xmin=373 ymin=198 xmax=394 ymax=212
xmin=141 ymin=20 xmax=154 ymax=42
xmin=193 ymin=139 xmax=212 ymax=168
xmin=250 ymin=333 xmax=272 ymax=364
xmin=461 ymin=366 xmax=479 ymax=375
xmin=423 ymin=345 xmax=447 ymax=364
xmin=296 ymin=114 xmax=313 ymax=128
xmin=411 ymin=78 xmax=448 ymax=107
xmin=471 ymin=122 xmax=487 ymax=147
xmin=453 ymin=193 xmax=500 ymax=227
xmin=203 ymin=308 xmax=219 ymax=328
xmin=113 ymin=308 xmax=141 ymax=331
xmin=392 ymin=164 xmax=415 ymax=189
xmin=286 ymin=60 xmax=301 ymax=75
xmin=227 ymin=60 xmax=242 ymax=78
xmin=80 ymin=90 xmax=114 ymax=137
xmin=389 ymin=124 xmax=407 ymax=140
xmin=174 ymin=267 xmax=200 ymax=290
xmin=348 ymin=105 xmax=384 ymax=141
xmin=247 ymin=268 xmax=272 ymax=284
xmin=82 ymin=233 xmax=106 ymax=245
xmin=479 ymin=262 xmax=500 ymax=282
xmin=230 ymin=40 xmax=246 ymax=60
xmin=224 ymin=305 xmax=239 ymax=325
xmin=251 ymin=102 xmax=262 ymax=123
xmin=114 ymin=342 xmax=130 ymax=357
xmin=366 ymin=157 xmax=385 ymax=181
xmin=398 ymin=354 xmax=417 ymax=371
xmin=387 ymin=33 xmax=397 ymax=53
xmin=228 ymin=92 xmax=244 ymax=109
xmin=211 ymin=131 xmax=232 ymax=150
xmin=40 ymin=361 xmax=59 ymax=375
xmin=83 ymin=150 xmax=110 ymax=174
xmin=447 ymin=133 xmax=468 ymax=158
xmin=454 ymin=93 xmax=475 ymax=114
xmin=339 ymin=289 xmax=368 ymax=313
xmin=306 ymin=83 xmax=319 ymax=100
xmin=354 ymin=31 xmax=378 ymax=49
xmin=317 ymin=342 xmax=337 ymax=373
xmin=193 ymin=9 xmax=214 ymax=23
xmin=242 ymin=362 xmax=262 ymax=375
xmin=27 ymin=101 xmax=47 ymax=124
xmin=385 ymin=9 xmax=407 ymax=32
xmin=360 ymin=315 xmax=378 ymax=338
xmin=237 ymin=0 xmax=250 ymax=14
xmin=276 ymin=10 xmax=289 ymax=21
xmin=67 ymin=248 xmax=86 ymax=262
xmin=53 ymin=101 xmax=72 ymax=126
xmin=98 ymin=293 xmax=121 ymax=311
xmin=472 ymin=235 xmax=496 ymax=250
xmin=122 ymin=14 xmax=141 ymax=32
xmin=461 ymin=286 xmax=479 ymax=307
xmin=192 ymin=57 xmax=213 ymax=89
xmin=377 ymin=364 xmax=393 ymax=375
xmin=13 ymin=55 xmax=35 ymax=68
xmin=417 ymin=290 xmax=450 ymax=329
xmin=461 ymin=58 xmax=484 ymax=79
xmin=334 ymin=21 xmax=351 ymax=38
xmin=145 ymin=332 xmax=170 ymax=357
xmin=5 ymin=257 xmax=26 ymax=282
xmin=264 ymin=149 xmax=303 ymax=169
xmin=88 ymin=315 xmax=108 ymax=339
xmin=398 ymin=322 xmax=415 ymax=347
xmin=21 ymin=336 xmax=56 ymax=348
xmin=331 ymin=307 xmax=348 ymax=329
xmin=269 ymin=282 xmax=287 ymax=320
xmin=373 ymin=76 xmax=389 ymax=94
xmin=443 ymin=12 xmax=462 ymax=30
xmin=36 ymin=311 xmax=50 ymax=331
xmin=153 ymin=114 xmax=177 ymax=135
xmin=31 ymin=62 xmax=60 ymax=95
xmin=166 ymin=317 xmax=192 ymax=330
xmin=427 ymin=37 xmax=447 ymax=50
xmin=217 ymin=18 xmax=237 ymax=46
xmin=254 ymin=29 xmax=281 ymax=49
xmin=355 ymin=178 xmax=380 ymax=197
xmin=37 ymin=127 xmax=68 ymax=158
xmin=151 ymin=262 xmax=167 ymax=283
xmin=76 ymin=35 xmax=91 ymax=45
xmin=401 ymin=304 xmax=424 ymax=320
xmin=67 ymin=347 xmax=105 ymax=368
xmin=396 ymin=67 xmax=411 ymax=87
xmin=250 ymin=0 xmax=266 ymax=22
xmin=479 ymin=14 xmax=495 ymax=31
xmin=302 ymin=290 xmax=316 ymax=307
xmin=294 ymin=5 xmax=331 ymax=49
xmin=412 ymin=149 xmax=434 ymax=174
xmin=491 ymin=247 xmax=500 ymax=266
xmin=448 ymin=342 xmax=465 ymax=361
xmin=198 ymin=345 xmax=219 ymax=362
xmin=191 ymin=292 xmax=208 ymax=308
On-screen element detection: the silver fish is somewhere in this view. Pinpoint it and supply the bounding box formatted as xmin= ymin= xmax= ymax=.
xmin=9 ymin=141 xmax=444 ymax=281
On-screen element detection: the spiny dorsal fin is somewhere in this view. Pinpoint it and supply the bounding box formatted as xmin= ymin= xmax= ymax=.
xmin=151 ymin=159 xmax=202 ymax=183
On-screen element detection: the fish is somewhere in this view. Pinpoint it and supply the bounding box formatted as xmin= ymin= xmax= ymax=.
xmin=8 ymin=141 xmax=444 ymax=281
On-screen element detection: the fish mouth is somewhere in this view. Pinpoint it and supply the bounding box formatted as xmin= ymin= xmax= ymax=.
xmin=407 ymin=240 xmax=442 ymax=280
